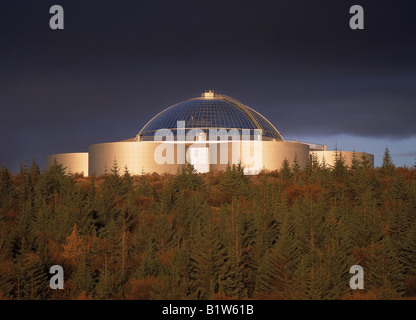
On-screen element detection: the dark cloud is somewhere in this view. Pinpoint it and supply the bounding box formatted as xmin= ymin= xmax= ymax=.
xmin=395 ymin=152 xmax=416 ymax=158
xmin=0 ymin=0 xmax=415 ymax=171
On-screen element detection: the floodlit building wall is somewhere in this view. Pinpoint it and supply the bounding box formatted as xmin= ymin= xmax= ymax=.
xmin=209 ymin=140 xmax=310 ymax=173
xmin=47 ymin=152 xmax=89 ymax=176
xmin=88 ymin=142 xmax=186 ymax=176
xmin=261 ymin=141 xmax=310 ymax=171
xmin=310 ymin=151 xmax=374 ymax=168
xmin=49 ymin=143 xmax=374 ymax=177
xmin=88 ymin=142 xmax=140 ymax=176
xmin=207 ymin=141 xmax=259 ymax=173
xmin=138 ymin=142 xmax=185 ymax=175
xmin=54 ymin=141 xmax=312 ymax=176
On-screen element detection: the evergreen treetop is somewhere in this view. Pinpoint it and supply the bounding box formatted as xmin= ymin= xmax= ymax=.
xmin=382 ymin=146 xmax=395 ymax=177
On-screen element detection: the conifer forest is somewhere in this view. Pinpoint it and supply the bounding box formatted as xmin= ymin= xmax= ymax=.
xmin=1 ymin=149 xmax=416 ymax=300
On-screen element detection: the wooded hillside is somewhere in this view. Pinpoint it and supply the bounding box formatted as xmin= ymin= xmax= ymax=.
xmin=0 ymin=150 xmax=416 ymax=300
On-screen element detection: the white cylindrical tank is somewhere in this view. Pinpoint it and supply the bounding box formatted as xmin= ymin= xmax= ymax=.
xmin=47 ymin=153 xmax=89 ymax=176
xmin=310 ymin=151 xmax=374 ymax=167
xmin=88 ymin=141 xmax=186 ymax=176
xmin=261 ymin=141 xmax=310 ymax=171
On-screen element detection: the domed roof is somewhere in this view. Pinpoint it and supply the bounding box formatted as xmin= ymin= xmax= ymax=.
xmin=139 ymin=91 xmax=284 ymax=141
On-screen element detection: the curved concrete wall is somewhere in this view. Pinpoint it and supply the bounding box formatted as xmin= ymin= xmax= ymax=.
xmin=89 ymin=142 xmax=139 ymax=176
xmin=261 ymin=141 xmax=310 ymax=171
xmin=47 ymin=153 xmax=89 ymax=176
xmin=310 ymin=151 xmax=374 ymax=168
xmin=88 ymin=142 xmax=186 ymax=176
xmin=50 ymin=143 xmax=373 ymax=177
xmin=88 ymin=140 xmax=310 ymax=176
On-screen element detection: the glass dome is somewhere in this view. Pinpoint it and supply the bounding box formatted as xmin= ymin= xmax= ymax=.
xmin=139 ymin=91 xmax=284 ymax=141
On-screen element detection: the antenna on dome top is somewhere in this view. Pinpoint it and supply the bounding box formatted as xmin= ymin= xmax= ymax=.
xmin=201 ymin=90 xmax=215 ymax=98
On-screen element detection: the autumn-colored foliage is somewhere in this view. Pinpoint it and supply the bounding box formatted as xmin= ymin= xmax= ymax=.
xmin=0 ymin=156 xmax=416 ymax=300
xmin=62 ymin=224 xmax=90 ymax=268
xmin=124 ymin=277 xmax=160 ymax=300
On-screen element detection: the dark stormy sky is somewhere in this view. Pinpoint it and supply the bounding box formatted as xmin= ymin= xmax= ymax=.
xmin=0 ymin=0 xmax=415 ymax=172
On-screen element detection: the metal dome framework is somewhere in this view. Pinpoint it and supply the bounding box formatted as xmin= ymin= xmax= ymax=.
xmin=138 ymin=91 xmax=284 ymax=141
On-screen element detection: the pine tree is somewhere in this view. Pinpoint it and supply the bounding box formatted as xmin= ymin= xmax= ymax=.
xmin=62 ymin=224 xmax=89 ymax=269
xmin=306 ymin=153 xmax=326 ymax=184
xmin=350 ymin=152 xmax=360 ymax=172
xmin=305 ymin=154 xmax=319 ymax=177
xmin=30 ymin=159 xmax=40 ymax=183
xmin=38 ymin=159 xmax=67 ymax=201
xmin=218 ymin=164 xmax=249 ymax=201
xmin=95 ymin=265 xmax=113 ymax=299
xmin=210 ymin=225 xmax=239 ymax=298
xmin=137 ymin=237 xmax=164 ymax=278
xmin=0 ymin=237 xmax=14 ymax=299
xmin=367 ymin=236 xmax=405 ymax=299
xmin=14 ymin=252 xmax=49 ymax=300
xmin=72 ymin=255 xmax=95 ymax=297
xmin=188 ymin=219 xmax=213 ymax=299
xmin=108 ymin=159 xmax=123 ymax=192
xmin=388 ymin=173 xmax=411 ymax=241
xmin=215 ymin=203 xmax=244 ymax=298
xmin=255 ymin=209 xmax=297 ymax=299
xmin=381 ymin=146 xmax=395 ymax=177
xmin=121 ymin=166 xmax=134 ymax=195
xmin=97 ymin=160 xmax=125 ymax=226
xmin=151 ymin=248 xmax=192 ymax=299
xmin=0 ymin=165 xmax=14 ymax=210
xmin=332 ymin=150 xmax=348 ymax=183
xmin=292 ymin=154 xmax=301 ymax=174
xmin=360 ymin=153 xmax=371 ymax=170
xmin=236 ymin=210 xmax=257 ymax=298
xmin=401 ymin=225 xmax=416 ymax=278
xmin=280 ymin=158 xmax=293 ymax=180
xmin=136 ymin=170 xmax=149 ymax=197
xmin=172 ymin=163 xmax=205 ymax=194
